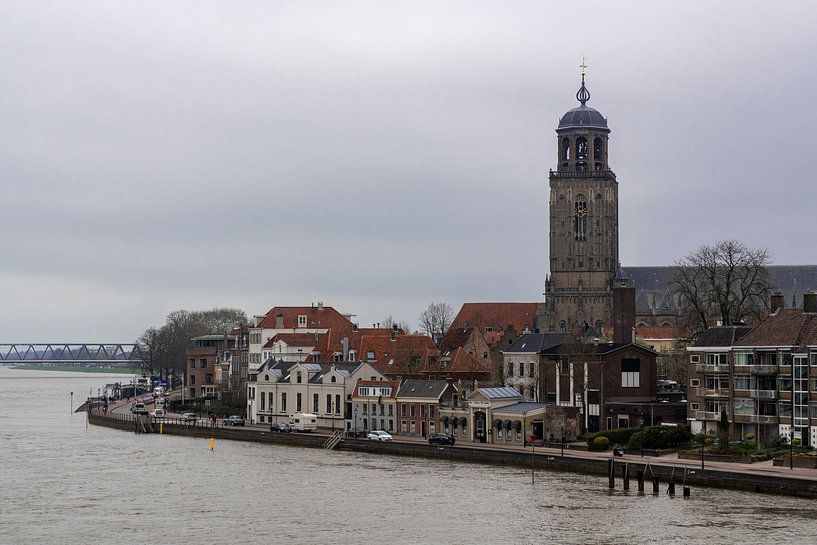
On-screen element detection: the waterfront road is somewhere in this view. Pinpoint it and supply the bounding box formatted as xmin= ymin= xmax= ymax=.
xmin=102 ymin=398 xmax=817 ymax=482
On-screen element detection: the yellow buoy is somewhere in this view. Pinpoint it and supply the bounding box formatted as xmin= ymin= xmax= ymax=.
xmin=210 ymin=437 xmax=214 ymax=450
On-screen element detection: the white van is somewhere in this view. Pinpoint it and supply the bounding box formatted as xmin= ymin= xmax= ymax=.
xmin=153 ymin=386 xmax=165 ymax=397
xmin=288 ymin=413 xmax=318 ymax=432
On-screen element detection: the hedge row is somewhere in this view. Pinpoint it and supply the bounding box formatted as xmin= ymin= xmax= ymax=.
xmin=585 ymin=427 xmax=639 ymax=450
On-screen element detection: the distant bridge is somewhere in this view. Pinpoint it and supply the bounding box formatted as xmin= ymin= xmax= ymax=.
xmin=0 ymin=343 xmax=143 ymax=367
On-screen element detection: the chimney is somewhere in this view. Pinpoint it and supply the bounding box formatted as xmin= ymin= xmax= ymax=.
xmin=341 ymin=337 xmax=349 ymax=361
xmin=612 ymin=283 xmax=636 ymax=344
xmin=275 ymin=313 xmax=284 ymax=329
xmin=804 ymin=292 xmax=817 ymax=314
xmin=391 ymin=324 xmax=398 ymax=341
xmin=317 ymin=301 xmax=324 ymax=310
xmin=770 ymin=291 xmax=785 ymax=314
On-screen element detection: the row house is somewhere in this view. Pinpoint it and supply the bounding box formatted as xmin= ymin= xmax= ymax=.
xmin=247 ymin=359 xmax=385 ymax=429
xmin=394 ymin=379 xmax=457 ymax=438
xmin=351 ymin=379 xmax=401 ymax=434
xmin=502 ymin=333 xmax=674 ymax=433
xmin=185 ymin=333 xmax=237 ymax=399
xmin=687 ymin=293 xmax=817 ymax=447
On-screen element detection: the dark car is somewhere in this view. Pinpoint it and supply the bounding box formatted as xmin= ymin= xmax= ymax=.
xmin=270 ymin=422 xmax=291 ymax=433
xmin=428 ymin=433 xmax=455 ymax=446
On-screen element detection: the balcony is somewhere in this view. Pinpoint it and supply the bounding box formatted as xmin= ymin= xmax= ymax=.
xmin=549 ymin=169 xmax=616 ymax=181
xmin=734 ymin=414 xmax=778 ymax=424
xmin=691 ymin=410 xmax=721 ymax=421
xmin=702 ymin=364 xmax=729 ymax=373
xmin=750 ymin=365 xmax=778 ymax=376
xmin=697 ymin=388 xmax=728 ymax=398
xmin=749 ymin=390 xmax=777 ymax=400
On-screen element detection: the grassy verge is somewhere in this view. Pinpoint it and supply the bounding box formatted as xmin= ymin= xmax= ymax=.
xmin=9 ymin=365 xmax=137 ymax=374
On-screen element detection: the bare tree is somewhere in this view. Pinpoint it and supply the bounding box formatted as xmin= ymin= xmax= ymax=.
xmin=137 ymin=307 xmax=248 ymax=381
xmin=671 ymin=240 xmax=770 ymax=339
xmin=381 ymin=315 xmax=412 ymax=334
xmin=418 ymin=302 xmax=454 ymax=348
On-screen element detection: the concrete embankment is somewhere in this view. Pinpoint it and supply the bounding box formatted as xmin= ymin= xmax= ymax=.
xmin=90 ymin=413 xmax=817 ymax=499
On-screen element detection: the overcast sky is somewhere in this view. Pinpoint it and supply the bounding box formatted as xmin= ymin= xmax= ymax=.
xmin=2 ymin=1 xmax=816 ymax=341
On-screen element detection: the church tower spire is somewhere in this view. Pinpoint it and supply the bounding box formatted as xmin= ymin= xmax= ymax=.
xmin=545 ymin=64 xmax=619 ymax=335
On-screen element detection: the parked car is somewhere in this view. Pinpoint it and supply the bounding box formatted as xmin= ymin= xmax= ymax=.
xmin=347 ymin=429 xmax=368 ymax=439
xmin=181 ymin=412 xmax=198 ymax=423
xmin=367 ymin=430 xmax=393 ymax=441
xmin=269 ymin=422 xmax=291 ymax=433
xmin=131 ymin=402 xmax=147 ymax=414
xmin=613 ymin=444 xmax=625 ymax=457
xmin=223 ymin=415 xmax=245 ymax=427
xmin=428 ymin=433 xmax=455 ymax=446
xmin=150 ymin=408 xmax=165 ymax=418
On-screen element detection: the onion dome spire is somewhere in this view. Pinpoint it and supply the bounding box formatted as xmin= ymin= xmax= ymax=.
xmin=576 ymin=57 xmax=590 ymax=105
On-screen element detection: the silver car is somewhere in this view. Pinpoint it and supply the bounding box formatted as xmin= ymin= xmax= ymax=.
xmin=367 ymin=430 xmax=393 ymax=441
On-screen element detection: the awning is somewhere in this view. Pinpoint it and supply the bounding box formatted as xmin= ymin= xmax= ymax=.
xmin=503 ymin=419 xmax=512 ymax=429
xmin=440 ymin=416 xmax=449 ymax=424
xmin=492 ymin=419 xmax=503 ymax=428
xmin=512 ymin=420 xmax=522 ymax=430
xmin=458 ymin=417 xmax=467 ymax=425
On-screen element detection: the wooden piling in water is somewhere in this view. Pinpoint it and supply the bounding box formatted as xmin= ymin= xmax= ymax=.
xmin=608 ymin=459 xmax=615 ymax=489
xmin=637 ymin=469 xmax=644 ymax=492
xmin=622 ymin=463 xmax=629 ymax=490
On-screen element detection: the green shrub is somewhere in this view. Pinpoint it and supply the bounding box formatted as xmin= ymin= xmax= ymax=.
xmin=627 ymin=425 xmax=692 ymax=450
xmin=590 ymin=436 xmax=610 ymax=451
xmin=745 ymin=433 xmax=755 ymax=441
xmin=586 ymin=428 xmax=637 ymax=450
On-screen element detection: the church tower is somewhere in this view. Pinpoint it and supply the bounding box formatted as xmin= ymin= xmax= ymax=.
xmin=544 ymin=65 xmax=619 ymax=334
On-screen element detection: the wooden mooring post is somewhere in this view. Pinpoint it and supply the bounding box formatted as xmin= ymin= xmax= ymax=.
xmin=608 ymin=459 xmax=615 ymax=489
xmin=636 ymin=469 xmax=645 ymax=492
xmin=622 ymin=462 xmax=630 ymax=491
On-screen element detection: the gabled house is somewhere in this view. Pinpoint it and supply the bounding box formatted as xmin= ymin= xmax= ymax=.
xmin=247 ymin=358 xmax=385 ymax=429
xmin=395 ymin=379 xmax=458 ymax=438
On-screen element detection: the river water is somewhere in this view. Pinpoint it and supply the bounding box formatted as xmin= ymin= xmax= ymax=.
xmin=1 ymin=368 xmax=816 ymax=545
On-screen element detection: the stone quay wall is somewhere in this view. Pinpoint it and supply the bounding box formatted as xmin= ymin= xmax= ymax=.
xmin=90 ymin=413 xmax=817 ymax=499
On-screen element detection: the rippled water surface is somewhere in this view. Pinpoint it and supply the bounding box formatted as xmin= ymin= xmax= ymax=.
xmin=1 ymin=368 xmax=816 ymax=545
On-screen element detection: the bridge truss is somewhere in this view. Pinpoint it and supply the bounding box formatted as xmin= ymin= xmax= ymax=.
xmin=0 ymin=343 xmax=144 ymax=366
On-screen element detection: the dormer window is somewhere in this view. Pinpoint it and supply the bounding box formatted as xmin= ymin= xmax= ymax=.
xmin=331 ymin=375 xmax=336 ymax=383
xmin=367 ymin=351 xmax=375 ymax=360
xmin=349 ymin=350 xmax=356 ymax=360
xmin=296 ymin=371 xmax=302 ymax=384
xmin=298 ymin=315 xmax=307 ymax=327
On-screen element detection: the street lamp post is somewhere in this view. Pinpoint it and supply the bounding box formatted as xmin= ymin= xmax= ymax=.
xmin=560 ymin=426 xmax=565 ymax=457
xmin=790 ymin=429 xmax=795 ymax=470
xmin=354 ymin=406 xmax=358 ymax=436
xmin=70 ymin=391 xmax=73 ymax=414
xmin=640 ymin=410 xmax=646 ymax=457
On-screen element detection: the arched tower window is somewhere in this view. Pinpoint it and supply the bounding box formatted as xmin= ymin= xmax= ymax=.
xmin=575 ymin=195 xmax=587 ymax=241
xmin=561 ymin=137 xmax=570 ymax=161
xmin=576 ymin=137 xmax=588 ymax=171
xmin=593 ymin=137 xmax=603 ymax=170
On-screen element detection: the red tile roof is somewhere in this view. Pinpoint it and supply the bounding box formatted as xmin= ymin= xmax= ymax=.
xmin=635 ymin=326 xmax=678 ymax=339
xmin=263 ymin=333 xmax=321 ymax=348
xmin=735 ymin=309 xmax=817 ymax=347
xmin=257 ymin=306 xmax=352 ymax=331
xmin=450 ymin=302 xmax=538 ymax=333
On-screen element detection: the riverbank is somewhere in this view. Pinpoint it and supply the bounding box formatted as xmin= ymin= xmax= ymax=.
xmin=8 ymin=365 xmax=135 ymax=374
xmin=89 ymin=412 xmax=817 ymax=499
